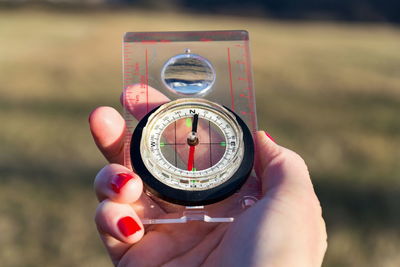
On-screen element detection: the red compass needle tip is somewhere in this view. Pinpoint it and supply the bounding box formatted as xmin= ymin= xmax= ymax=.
xmin=187 ymin=145 xmax=195 ymax=171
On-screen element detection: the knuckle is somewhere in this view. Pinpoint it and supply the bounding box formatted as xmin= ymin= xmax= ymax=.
xmin=286 ymin=150 xmax=308 ymax=171
xmin=94 ymin=199 xmax=114 ymax=225
xmin=94 ymin=163 xmax=125 ymax=185
xmin=94 ymin=199 xmax=107 ymax=227
xmin=94 ymin=164 xmax=115 ymax=197
xmin=279 ymin=185 xmax=322 ymax=217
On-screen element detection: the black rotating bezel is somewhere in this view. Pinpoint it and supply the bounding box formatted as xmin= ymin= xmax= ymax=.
xmin=130 ymin=104 xmax=254 ymax=206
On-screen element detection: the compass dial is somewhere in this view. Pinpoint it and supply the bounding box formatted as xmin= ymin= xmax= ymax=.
xmin=131 ymin=98 xmax=254 ymax=206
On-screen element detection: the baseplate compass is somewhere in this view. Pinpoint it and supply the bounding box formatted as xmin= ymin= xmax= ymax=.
xmin=123 ymin=30 xmax=260 ymax=224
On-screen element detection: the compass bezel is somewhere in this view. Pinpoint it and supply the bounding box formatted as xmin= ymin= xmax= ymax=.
xmin=130 ymin=101 xmax=254 ymax=206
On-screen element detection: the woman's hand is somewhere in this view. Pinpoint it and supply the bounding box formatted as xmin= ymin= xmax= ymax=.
xmin=89 ymin=85 xmax=327 ymax=267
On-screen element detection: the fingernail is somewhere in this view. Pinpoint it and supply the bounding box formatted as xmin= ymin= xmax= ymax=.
xmin=264 ymin=131 xmax=275 ymax=142
xmin=110 ymin=173 xmax=134 ymax=193
xmin=117 ymin=216 xmax=141 ymax=236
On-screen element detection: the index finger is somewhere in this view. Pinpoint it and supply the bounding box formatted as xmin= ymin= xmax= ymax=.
xmin=124 ymin=84 xmax=170 ymax=120
xmin=89 ymin=84 xmax=169 ymax=165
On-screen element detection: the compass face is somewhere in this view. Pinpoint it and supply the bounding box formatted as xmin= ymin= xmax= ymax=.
xmin=131 ymin=98 xmax=254 ymax=206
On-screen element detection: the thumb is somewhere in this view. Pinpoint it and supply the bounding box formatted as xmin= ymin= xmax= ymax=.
xmin=254 ymin=131 xmax=281 ymax=179
xmin=254 ymin=131 xmax=314 ymax=195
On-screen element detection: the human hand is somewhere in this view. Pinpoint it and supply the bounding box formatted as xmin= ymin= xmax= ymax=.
xmin=89 ymin=85 xmax=327 ymax=267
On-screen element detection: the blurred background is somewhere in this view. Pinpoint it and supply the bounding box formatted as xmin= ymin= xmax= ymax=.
xmin=1 ymin=0 xmax=399 ymax=266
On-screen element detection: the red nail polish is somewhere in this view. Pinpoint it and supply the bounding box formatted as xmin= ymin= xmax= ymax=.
xmin=110 ymin=173 xmax=134 ymax=193
xmin=264 ymin=131 xmax=275 ymax=142
xmin=117 ymin=216 xmax=141 ymax=237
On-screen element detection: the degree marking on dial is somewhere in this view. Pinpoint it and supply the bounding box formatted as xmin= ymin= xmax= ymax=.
xmin=208 ymin=120 xmax=212 ymax=168
xmin=174 ymin=120 xmax=177 ymax=168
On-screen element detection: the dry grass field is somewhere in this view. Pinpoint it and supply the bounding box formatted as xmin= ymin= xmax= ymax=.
xmin=1 ymin=8 xmax=400 ymax=266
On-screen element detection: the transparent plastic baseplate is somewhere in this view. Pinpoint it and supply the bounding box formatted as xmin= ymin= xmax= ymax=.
xmin=122 ymin=30 xmax=259 ymax=225
xmin=141 ymin=206 xmax=234 ymax=225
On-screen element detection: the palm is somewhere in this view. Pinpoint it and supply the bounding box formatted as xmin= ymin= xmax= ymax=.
xmin=119 ymin=195 xmax=252 ymax=266
xmin=124 ymin=214 xmax=228 ymax=266
xmin=118 ymin=169 xmax=258 ymax=265
xmin=121 ymin=177 xmax=321 ymax=267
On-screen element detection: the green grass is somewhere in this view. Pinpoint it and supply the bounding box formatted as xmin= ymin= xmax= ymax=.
xmin=1 ymin=8 xmax=400 ymax=266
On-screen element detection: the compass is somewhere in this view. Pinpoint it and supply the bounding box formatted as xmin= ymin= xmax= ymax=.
xmin=131 ymin=98 xmax=254 ymax=206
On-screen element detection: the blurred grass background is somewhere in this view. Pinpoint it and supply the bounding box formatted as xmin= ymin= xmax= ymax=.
xmin=1 ymin=6 xmax=400 ymax=267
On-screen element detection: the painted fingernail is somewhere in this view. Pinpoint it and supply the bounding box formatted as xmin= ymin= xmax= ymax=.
xmin=117 ymin=216 xmax=141 ymax=236
xmin=110 ymin=173 xmax=134 ymax=193
xmin=264 ymin=131 xmax=275 ymax=142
